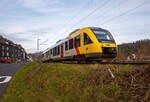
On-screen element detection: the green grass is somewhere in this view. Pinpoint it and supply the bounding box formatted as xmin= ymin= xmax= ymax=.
xmin=1 ymin=62 xmax=149 ymax=102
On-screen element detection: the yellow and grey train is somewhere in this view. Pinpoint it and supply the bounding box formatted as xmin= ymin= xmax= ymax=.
xmin=42 ymin=27 xmax=117 ymax=62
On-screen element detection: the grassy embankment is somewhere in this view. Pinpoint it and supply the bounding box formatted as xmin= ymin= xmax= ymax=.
xmin=1 ymin=62 xmax=150 ymax=102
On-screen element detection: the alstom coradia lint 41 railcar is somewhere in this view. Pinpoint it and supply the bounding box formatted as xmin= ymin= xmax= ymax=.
xmin=42 ymin=27 xmax=117 ymax=62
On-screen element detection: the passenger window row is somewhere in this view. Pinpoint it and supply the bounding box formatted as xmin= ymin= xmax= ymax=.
xmin=52 ymin=46 xmax=60 ymax=56
xmin=65 ymin=33 xmax=92 ymax=51
xmin=47 ymin=33 xmax=92 ymax=56
xmin=65 ymin=38 xmax=74 ymax=51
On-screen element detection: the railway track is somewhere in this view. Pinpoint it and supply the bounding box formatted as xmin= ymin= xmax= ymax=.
xmin=43 ymin=59 xmax=150 ymax=65
xmin=61 ymin=60 xmax=150 ymax=65
xmin=99 ymin=61 xmax=150 ymax=65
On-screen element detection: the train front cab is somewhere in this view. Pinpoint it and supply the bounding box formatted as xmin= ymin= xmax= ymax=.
xmin=73 ymin=27 xmax=117 ymax=61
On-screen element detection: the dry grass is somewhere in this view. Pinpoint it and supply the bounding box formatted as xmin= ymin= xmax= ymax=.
xmin=1 ymin=62 xmax=150 ymax=102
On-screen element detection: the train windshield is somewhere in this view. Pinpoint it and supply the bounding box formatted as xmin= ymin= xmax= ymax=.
xmin=92 ymin=30 xmax=114 ymax=43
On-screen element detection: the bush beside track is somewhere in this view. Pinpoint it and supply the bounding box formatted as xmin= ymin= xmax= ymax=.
xmin=1 ymin=62 xmax=150 ymax=102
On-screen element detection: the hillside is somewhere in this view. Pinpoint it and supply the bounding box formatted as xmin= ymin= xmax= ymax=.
xmin=116 ymin=39 xmax=150 ymax=61
xmin=1 ymin=62 xmax=150 ymax=102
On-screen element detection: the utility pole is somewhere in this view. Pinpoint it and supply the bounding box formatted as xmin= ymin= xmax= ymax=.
xmin=37 ymin=39 xmax=40 ymax=51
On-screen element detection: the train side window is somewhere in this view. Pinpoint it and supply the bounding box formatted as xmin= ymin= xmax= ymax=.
xmin=50 ymin=49 xmax=52 ymax=55
xmin=56 ymin=47 xmax=57 ymax=56
xmin=53 ymin=48 xmax=54 ymax=56
xmin=48 ymin=50 xmax=50 ymax=56
xmin=55 ymin=47 xmax=57 ymax=55
xmin=58 ymin=45 xmax=60 ymax=55
xmin=46 ymin=52 xmax=48 ymax=57
xmin=75 ymin=35 xmax=80 ymax=48
xmin=53 ymin=47 xmax=56 ymax=56
xmin=57 ymin=46 xmax=60 ymax=55
xmin=69 ymin=39 xmax=73 ymax=49
xmin=84 ymin=33 xmax=92 ymax=45
xmin=53 ymin=48 xmax=55 ymax=56
xmin=65 ymin=41 xmax=68 ymax=51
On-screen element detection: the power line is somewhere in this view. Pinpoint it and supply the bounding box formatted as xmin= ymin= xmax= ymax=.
xmin=47 ymin=0 xmax=112 ymax=45
xmin=61 ymin=0 xmax=92 ymax=29
xmin=71 ymin=0 xmax=110 ymax=28
xmin=45 ymin=0 xmax=119 ymax=44
xmin=61 ymin=0 xmax=111 ymax=36
xmin=100 ymin=0 xmax=150 ymax=25
xmin=48 ymin=0 xmax=111 ymax=45
xmin=40 ymin=39 xmax=48 ymax=45
xmin=91 ymin=0 xmax=128 ymax=27
xmin=47 ymin=0 xmax=150 ymax=47
xmin=46 ymin=0 xmax=93 ymax=46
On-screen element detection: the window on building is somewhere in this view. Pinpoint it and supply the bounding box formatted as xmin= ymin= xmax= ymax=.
xmin=75 ymin=35 xmax=80 ymax=48
xmin=2 ymin=52 xmax=4 ymax=56
xmin=84 ymin=33 xmax=93 ymax=45
xmin=65 ymin=41 xmax=68 ymax=51
xmin=6 ymin=52 xmax=9 ymax=56
xmin=69 ymin=39 xmax=73 ymax=49
xmin=7 ymin=47 xmax=9 ymax=51
xmin=2 ymin=46 xmax=4 ymax=50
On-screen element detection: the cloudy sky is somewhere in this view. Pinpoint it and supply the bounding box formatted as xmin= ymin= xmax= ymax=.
xmin=0 ymin=0 xmax=150 ymax=53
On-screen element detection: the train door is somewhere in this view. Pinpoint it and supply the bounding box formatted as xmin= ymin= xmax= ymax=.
xmin=60 ymin=43 xmax=64 ymax=59
xmin=83 ymin=32 xmax=93 ymax=54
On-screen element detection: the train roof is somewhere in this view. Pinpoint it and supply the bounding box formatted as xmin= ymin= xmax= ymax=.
xmin=43 ymin=27 xmax=108 ymax=54
xmin=69 ymin=29 xmax=80 ymax=35
xmin=42 ymin=38 xmax=66 ymax=54
xmin=88 ymin=27 xmax=107 ymax=31
xmin=68 ymin=27 xmax=107 ymax=36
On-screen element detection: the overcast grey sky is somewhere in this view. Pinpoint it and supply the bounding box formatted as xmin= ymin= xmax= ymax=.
xmin=0 ymin=0 xmax=150 ymax=53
